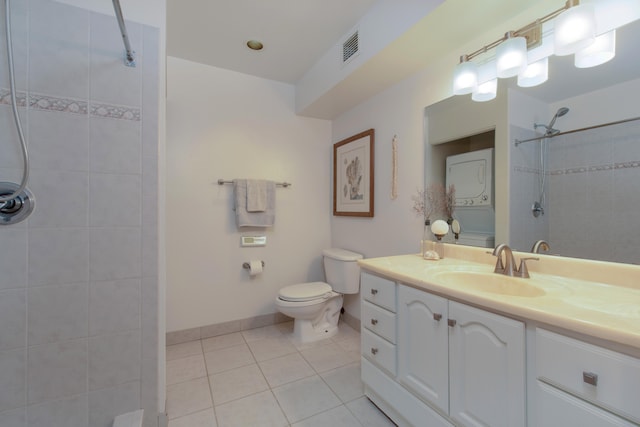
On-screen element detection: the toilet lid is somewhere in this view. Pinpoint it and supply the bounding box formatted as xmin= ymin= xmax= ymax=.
xmin=278 ymin=282 xmax=332 ymax=302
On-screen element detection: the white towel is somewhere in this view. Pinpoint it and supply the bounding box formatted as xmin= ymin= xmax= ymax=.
xmin=233 ymin=179 xmax=276 ymax=227
xmin=247 ymin=179 xmax=267 ymax=212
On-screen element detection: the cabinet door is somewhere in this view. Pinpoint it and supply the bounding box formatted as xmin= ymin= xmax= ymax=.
xmin=448 ymin=301 xmax=525 ymax=427
xmin=398 ymin=285 xmax=449 ymax=414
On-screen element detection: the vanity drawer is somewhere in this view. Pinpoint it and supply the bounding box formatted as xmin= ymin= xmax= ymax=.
xmin=536 ymin=329 xmax=640 ymax=422
xmin=362 ymin=301 xmax=396 ymax=344
xmin=361 ymin=272 xmax=396 ymax=312
xmin=362 ymin=328 xmax=396 ymax=376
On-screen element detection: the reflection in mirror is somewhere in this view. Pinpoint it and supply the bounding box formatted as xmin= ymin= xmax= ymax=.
xmin=425 ymin=19 xmax=640 ymax=265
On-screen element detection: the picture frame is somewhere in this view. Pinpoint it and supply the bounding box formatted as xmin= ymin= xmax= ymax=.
xmin=333 ymin=129 xmax=375 ymax=217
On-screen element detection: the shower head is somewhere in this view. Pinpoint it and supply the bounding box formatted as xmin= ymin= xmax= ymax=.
xmin=548 ymin=107 xmax=569 ymax=129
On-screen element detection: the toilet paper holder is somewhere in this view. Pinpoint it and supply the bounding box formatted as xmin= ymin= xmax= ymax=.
xmin=243 ymin=261 xmax=265 ymax=269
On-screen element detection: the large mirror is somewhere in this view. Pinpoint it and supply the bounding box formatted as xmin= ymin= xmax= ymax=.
xmin=425 ymin=19 xmax=640 ymax=265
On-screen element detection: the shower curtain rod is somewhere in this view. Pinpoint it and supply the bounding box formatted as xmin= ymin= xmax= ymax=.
xmin=514 ymin=115 xmax=640 ymax=146
xmin=112 ymin=0 xmax=136 ymax=67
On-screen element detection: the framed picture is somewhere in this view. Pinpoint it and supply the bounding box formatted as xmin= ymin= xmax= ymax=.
xmin=333 ymin=129 xmax=374 ymax=217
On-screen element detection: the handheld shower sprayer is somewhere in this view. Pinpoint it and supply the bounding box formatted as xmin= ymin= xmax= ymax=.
xmin=532 ymin=107 xmax=569 ymax=218
xmin=534 ymin=107 xmax=570 ymax=136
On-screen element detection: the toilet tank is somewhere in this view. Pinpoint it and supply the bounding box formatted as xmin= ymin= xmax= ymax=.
xmin=322 ymin=248 xmax=363 ymax=294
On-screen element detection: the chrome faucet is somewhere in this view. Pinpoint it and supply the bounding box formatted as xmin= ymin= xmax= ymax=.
xmin=531 ymin=240 xmax=550 ymax=253
xmin=492 ymin=244 xmax=538 ymax=278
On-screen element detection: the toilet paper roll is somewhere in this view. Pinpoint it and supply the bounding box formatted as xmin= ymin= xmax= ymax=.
xmin=248 ymin=260 xmax=263 ymax=277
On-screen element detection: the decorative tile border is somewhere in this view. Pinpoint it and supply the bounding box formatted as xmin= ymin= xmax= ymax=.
xmin=550 ymin=160 xmax=640 ymax=176
xmin=515 ymin=161 xmax=640 ymax=176
xmin=0 ymin=88 xmax=140 ymax=121
xmin=0 ymin=88 xmax=27 ymax=107
xmin=90 ymin=102 xmax=140 ymax=121
xmin=30 ymin=92 xmax=88 ymax=115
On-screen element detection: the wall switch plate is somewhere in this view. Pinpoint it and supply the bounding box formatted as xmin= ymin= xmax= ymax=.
xmin=241 ymin=236 xmax=266 ymax=247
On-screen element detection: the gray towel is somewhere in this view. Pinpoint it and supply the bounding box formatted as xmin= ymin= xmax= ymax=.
xmin=247 ymin=179 xmax=268 ymax=212
xmin=233 ymin=179 xmax=276 ymax=227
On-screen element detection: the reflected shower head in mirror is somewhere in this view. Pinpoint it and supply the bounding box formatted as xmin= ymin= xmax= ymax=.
xmin=534 ymin=107 xmax=570 ymax=136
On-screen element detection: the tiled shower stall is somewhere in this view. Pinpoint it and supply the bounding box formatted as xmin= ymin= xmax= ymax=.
xmin=510 ymin=119 xmax=640 ymax=264
xmin=0 ymin=1 xmax=160 ymax=426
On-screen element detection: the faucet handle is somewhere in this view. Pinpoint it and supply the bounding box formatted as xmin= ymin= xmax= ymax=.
xmin=517 ymin=257 xmax=539 ymax=278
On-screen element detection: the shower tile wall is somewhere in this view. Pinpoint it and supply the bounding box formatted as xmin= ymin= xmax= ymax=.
xmin=510 ymin=121 xmax=640 ymax=264
xmin=547 ymin=119 xmax=640 ymax=264
xmin=0 ymin=1 xmax=159 ymax=427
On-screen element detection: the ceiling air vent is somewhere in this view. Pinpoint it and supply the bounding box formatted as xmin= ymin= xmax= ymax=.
xmin=342 ymin=30 xmax=359 ymax=64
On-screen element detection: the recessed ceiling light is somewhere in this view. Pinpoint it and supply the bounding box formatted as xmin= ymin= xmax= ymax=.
xmin=246 ymin=40 xmax=264 ymax=51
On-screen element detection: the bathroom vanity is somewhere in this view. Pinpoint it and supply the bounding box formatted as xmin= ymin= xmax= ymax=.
xmin=358 ymin=246 xmax=640 ymax=427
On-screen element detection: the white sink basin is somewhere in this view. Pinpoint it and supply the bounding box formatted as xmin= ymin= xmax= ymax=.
xmin=429 ymin=270 xmax=547 ymax=297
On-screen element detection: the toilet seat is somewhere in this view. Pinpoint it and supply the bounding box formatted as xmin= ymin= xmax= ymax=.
xmin=278 ymin=282 xmax=333 ymax=302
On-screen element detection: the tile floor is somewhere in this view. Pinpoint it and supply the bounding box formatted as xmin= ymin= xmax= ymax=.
xmin=165 ymin=321 xmax=396 ymax=427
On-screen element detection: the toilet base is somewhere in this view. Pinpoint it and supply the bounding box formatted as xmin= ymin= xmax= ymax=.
xmin=290 ymin=295 xmax=343 ymax=343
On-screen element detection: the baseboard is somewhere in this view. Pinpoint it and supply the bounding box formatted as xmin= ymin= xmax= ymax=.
xmin=342 ymin=310 xmax=360 ymax=331
xmin=166 ymin=312 xmax=291 ymax=345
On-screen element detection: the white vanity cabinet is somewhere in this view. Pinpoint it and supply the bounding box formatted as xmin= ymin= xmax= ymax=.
xmin=360 ymin=271 xmax=526 ymax=427
xmin=398 ymin=284 xmax=526 ymax=427
xmin=534 ymin=329 xmax=640 ymax=426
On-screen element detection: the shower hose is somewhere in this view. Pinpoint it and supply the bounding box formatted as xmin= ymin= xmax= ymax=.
xmin=0 ymin=0 xmax=30 ymax=209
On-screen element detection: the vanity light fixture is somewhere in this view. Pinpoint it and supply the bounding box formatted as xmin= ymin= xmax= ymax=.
xmin=496 ymin=32 xmax=528 ymax=78
xmin=472 ymin=78 xmax=498 ymax=102
xmin=517 ymin=57 xmax=549 ymax=87
xmin=574 ymin=29 xmax=616 ymax=67
xmin=452 ymin=55 xmax=478 ymax=95
xmin=553 ymin=0 xmax=596 ymax=55
xmin=452 ymin=0 xmax=640 ymax=102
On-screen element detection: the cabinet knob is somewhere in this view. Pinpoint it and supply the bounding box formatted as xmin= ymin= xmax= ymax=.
xmin=370 ymin=318 xmax=378 ymax=325
xmin=371 ymin=347 xmax=378 ymax=355
xmin=433 ymin=313 xmax=442 ymax=321
xmin=447 ymin=319 xmax=457 ymax=327
xmin=370 ymin=289 xmax=378 ymax=295
xmin=583 ymin=371 xmax=598 ymax=386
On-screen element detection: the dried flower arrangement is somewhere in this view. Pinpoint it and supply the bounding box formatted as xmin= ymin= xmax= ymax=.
xmin=445 ymin=184 xmax=456 ymax=222
xmin=412 ymin=183 xmax=445 ymax=226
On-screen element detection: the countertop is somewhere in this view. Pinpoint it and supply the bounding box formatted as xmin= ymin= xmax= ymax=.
xmin=358 ymin=246 xmax=640 ymax=351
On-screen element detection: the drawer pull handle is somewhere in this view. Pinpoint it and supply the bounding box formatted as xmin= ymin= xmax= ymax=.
xmin=370 ymin=318 xmax=378 ymax=325
xmin=447 ymin=319 xmax=457 ymax=327
xmin=583 ymin=371 xmax=598 ymax=386
xmin=370 ymin=289 xmax=378 ymax=295
xmin=371 ymin=347 xmax=378 ymax=355
xmin=433 ymin=313 xmax=442 ymax=321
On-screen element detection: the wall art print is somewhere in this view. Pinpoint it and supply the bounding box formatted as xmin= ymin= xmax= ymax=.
xmin=333 ymin=129 xmax=374 ymax=217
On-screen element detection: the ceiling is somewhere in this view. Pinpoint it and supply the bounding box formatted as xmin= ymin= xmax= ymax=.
xmin=167 ymin=0 xmax=640 ymax=118
xmin=167 ymin=0 xmax=377 ymax=84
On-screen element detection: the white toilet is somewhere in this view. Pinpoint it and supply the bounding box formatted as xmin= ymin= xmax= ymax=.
xmin=275 ymin=248 xmax=363 ymax=343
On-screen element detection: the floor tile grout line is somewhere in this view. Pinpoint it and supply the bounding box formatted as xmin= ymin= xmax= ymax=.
xmin=166 ymin=322 xmax=373 ymax=425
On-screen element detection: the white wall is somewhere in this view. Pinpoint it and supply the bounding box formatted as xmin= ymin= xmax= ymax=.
xmin=166 ymin=57 xmax=332 ymax=332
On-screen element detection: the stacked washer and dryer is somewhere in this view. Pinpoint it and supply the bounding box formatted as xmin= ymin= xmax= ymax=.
xmin=445 ymin=147 xmax=495 ymax=248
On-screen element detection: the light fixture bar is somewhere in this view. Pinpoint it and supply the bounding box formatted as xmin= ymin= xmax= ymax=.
xmin=462 ymin=0 xmax=578 ymax=62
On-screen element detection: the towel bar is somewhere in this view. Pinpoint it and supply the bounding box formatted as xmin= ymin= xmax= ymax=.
xmin=218 ymin=179 xmax=291 ymax=188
